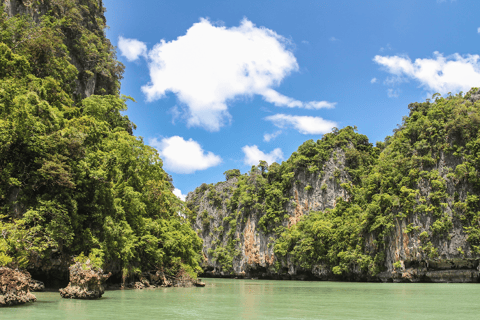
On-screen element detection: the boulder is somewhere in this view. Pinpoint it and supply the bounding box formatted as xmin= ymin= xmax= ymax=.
xmin=0 ymin=267 xmax=37 ymax=307
xmin=28 ymin=279 xmax=45 ymax=292
xmin=59 ymin=260 xmax=111 ymax=299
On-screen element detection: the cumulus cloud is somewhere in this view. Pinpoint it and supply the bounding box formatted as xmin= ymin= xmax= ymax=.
xmin=118 ymin=36 xmax=147 ymax=61
xmin=371 ymin=77 xmax=377 ymax=84
xmin=173 ymin=188 xmax=186 ymax=201
xmin=374 ymin=52 xmax=480 ymax=95
xmin=263 ymin=130 xmax=282 ymax=142
xmin=124 ymin=18 xmax=334 ymax=131
xmin=265 ymin=114 xmax=337 ymax=135
xmin=149 ymin=136 xmax=221 ymax=174
xmin=242 ymin=145 xmax=283 ymax=166
xmin=329 ymin=36 xmax=339 ymax=42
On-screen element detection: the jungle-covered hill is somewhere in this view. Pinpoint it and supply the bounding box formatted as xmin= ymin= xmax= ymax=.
xmin=187 ymin=88 xmax=480 ymax=282
xmin=0 ymin=0 xmax=202 ymax=284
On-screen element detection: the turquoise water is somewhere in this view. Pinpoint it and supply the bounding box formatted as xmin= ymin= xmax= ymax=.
xmin=3 ymin=279 xmax=480 ymax=319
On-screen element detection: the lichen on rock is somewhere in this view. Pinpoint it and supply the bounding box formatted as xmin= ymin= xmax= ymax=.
xmin=0 ymin=267 xmax=37 ymax=307
xmin=59 ymin=260 xmax=111 ymax=299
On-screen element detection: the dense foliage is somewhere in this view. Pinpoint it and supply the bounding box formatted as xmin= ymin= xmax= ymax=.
xmin=277 ymin=89 xmax=480 ymax=276
xmin=187 ymin=126 xmax=378 ymax=273
xmin=0 ymin=1 xmax=202 ymax=278
xmin=189 ymin=89 xmax=480 ymax=277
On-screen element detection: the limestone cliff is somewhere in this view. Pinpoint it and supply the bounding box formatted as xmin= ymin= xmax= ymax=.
xmin=373 ymin=90 xmax=480 ymax=283
xmin=189 ymin=90 xmax=480 ymax=282
xmin=1 ymin=0 xmax=124 ymax=99
xmin=0 ymin=0 xmax=201 ymax=289
xmin=186 ymin=136 xmax=363 ymax=279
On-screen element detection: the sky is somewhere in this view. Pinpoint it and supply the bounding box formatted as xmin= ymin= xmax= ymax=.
xmin=102 ymin=0 xmax=480 ymax=200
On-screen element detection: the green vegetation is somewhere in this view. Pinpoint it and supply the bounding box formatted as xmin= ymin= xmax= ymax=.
xmin=189 ymin=89 xmax=480 ymax=278
xmin=187 ymin=126 xmax=376 ymax=273
xmin=0 ymin=1 xmax=202 ymax=279
xmin=276 ymin=89 xmax=480 ymax=276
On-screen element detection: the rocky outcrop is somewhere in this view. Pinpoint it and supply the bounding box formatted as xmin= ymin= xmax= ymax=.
xmin=59 ymin=260 xmax=110 ymax=299
xmin=372 ymin=149 xmax=480 ymax=282
xmin=1 ymin=0 xmax=123 ymax=99
xmin=187 ymin=147 xmax=351 ymax=279
xmin=121 ymin=269 xmax=206 ymax=289
xmin=189 ymin=99 xmax=480 ymax=283
xmin=0 ymin=267 xmax=36 ymax=307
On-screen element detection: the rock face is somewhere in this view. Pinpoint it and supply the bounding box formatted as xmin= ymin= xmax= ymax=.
xmin=1 ymin=0 xmax=126 ymax=286
xmin=187 ymin=147 xmax=352 ymax=279
xmin=59 ymin=260 xmax=111 ymax=299
xmin=1 ymin=0 xmax=123 ymax=99
xmin=0 ymin=267 xmax=37 ymax=307
xmin=188 ymin=96 xmax=480 ymax=283
xmin=121 ymin=269 xmax=206 ymax=289
xmin=373 ymin=149 xmax=480 ymax=282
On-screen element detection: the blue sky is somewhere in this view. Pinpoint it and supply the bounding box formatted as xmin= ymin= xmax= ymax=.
xmin=103 ymin=0 xmax=480 ymax=199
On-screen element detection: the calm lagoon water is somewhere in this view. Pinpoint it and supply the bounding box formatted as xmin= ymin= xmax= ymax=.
xmin=4 ymin=278 xmax=480 ymax=319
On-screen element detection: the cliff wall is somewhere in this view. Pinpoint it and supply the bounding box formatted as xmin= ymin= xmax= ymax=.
xmin=187 ymin=139 xmax=360 ymax=279
xmin=2 ymin=0 xmax=123 ymax=99
xmin=0 ymin=0 xmax=202 ymax=287
xmin=189 ymin=91 xmax=480 ymax=282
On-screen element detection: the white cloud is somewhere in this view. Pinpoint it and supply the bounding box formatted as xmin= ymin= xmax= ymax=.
xmin=265 ymin=114 xmax=337 ymax=135
xmin=242 ymin=145 xmax=283 ymax=166
xmin=329 ymin=36 xmax=339 ymax=42
xmin=374 ymin=52 xmax=480 ymax=95
xmin=149 ymin=136 xmax=222 ymax=174
xmin=371 ymin=77 xmax=377 ymax=84
xmin=478 ymin=27 xmax=480 ymax=34
xmin=173 ymin=188 xmax=186 ymax=201
xmin=263 ymin=130 xmax=282 ymax=142
xmin=118 ymin=36 xmax=147 ymax=62
xmin=128 ymin=18 xmax=334 ymax=131
xmin=262 ymin=89 xmax=336 ymax=109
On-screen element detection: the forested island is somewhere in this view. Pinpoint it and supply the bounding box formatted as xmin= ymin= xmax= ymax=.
xmin=188 ymin=88 xmax=480 ymax=283
xmin=0 ymin=0 xmax=203 ymax=305
xmin=1 ymin=0 xmax=480 ymax=309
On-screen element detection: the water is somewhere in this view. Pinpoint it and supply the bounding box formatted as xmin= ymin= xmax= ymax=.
xmin=3 ymin=279 xmax=480 ymax=319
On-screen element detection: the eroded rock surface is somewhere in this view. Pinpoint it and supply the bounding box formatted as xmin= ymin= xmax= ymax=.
xmin=122 ymin=269 xmax=205 ymax=289
xmin=59 ymin=260 xmax=111 ymax=299
xmin=0 ymin=267 xmax=36 ymax=307
xmin=187 ymin=147 xmax=351 ymax=279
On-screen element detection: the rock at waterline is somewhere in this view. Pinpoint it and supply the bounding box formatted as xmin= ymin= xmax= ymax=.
xmin=123 ymin=270 xmax=206 ymax=289
xmin=59 ymin=260 xmax=111 ymax=299
xmin=0 ymin=267 xmax=37 ymax=307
